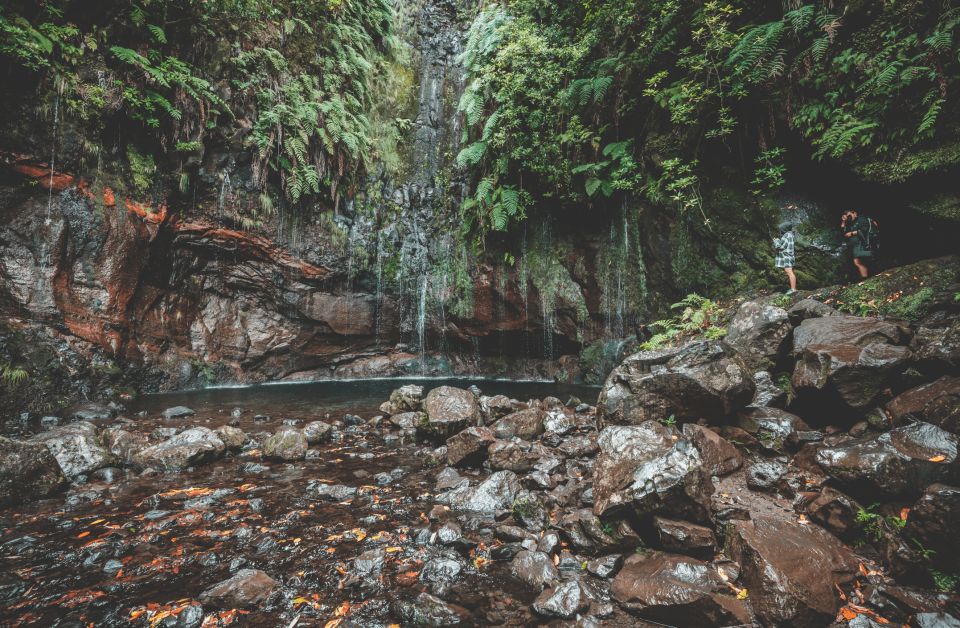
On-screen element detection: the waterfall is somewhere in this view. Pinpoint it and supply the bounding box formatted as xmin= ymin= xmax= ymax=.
xmin=416 ymin=274 xmax=428 ymax=373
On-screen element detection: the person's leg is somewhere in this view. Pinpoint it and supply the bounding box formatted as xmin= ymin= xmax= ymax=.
xmin=784 ymin=267 xmax=797 ymax=291
xmin=853 ymin=257 xmax=869 ymax=279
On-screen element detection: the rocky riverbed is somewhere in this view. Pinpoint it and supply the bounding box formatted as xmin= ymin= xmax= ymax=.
xmin=2 ymin=293 xmax=960 ymax=627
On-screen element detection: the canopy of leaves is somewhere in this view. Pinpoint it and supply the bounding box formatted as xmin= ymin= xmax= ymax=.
xmin=457 ymin=0 xmax=960 ymax=235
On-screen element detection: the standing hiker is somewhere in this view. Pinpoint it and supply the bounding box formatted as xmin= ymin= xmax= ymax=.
xmin=841 ymin=210 xmax=878 ymax=279
xmin=773 ymin=221 xmax=797 ymax=294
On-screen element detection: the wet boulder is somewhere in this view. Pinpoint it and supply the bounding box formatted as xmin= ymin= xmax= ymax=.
xmin=388 ymin=384 xmax=424 ymax=414
xmin=133 ymin=427 xmax=226 ymax=471
xmin=492 ymin=408 xmax=546 ymax=440
xmin=611 ymin=551 xmax=750 ymax=625
xmin=199 ymin=569 xmax=276 ymax=609
xmin=904 ymin=483 xmax=960 ymax=570
xmin=392 ymin=592 xmax=466 ymax=626
xmin=510 ymin=550 xmax=559 ymax=590
xmin=653 ymin=517 xmax=716 ymax=559
xmin=815 ymin=421 xmax=958 ymax=498
xmin=726 ymin=515 xmax=859 ymax=626
xmin=598 ymin=341 xmax=754 ymax=426
xmin=440 ymin=470 xmax=520 ymax=514
xmin=0 ymin=436 xmax=68 ymax=506
xmin=802 ymin=487 xmax=863 ymax=541
xmin=793 ymin=341 xmax=912 ymax=411
xmin=543 ymin=409 xmax=575 ymax=435
xmin=793 ymin=315 xmax=907 ymax=353
xmin=161 ymin=406 xmax=195 ymax=419
xmin=302 ymin=420 xmax=333 ymax=444
xmin=736 ymin=407 xmax=812 ymax=452
xmin=420 ymin=386 xmax=481 ymax=439
xmin=886 ymin=376 xmax=960 ymax=434
xmin=787 ymin=298 xmax=841 ymax=325
xmin=307 ymin=482 xmax=357 ymax=502
xmin=214 ymin=425 xmax=246 ymax=450
xmin=556 ymin=509 xmax=623 ymax=554
xmin=749 ymin=370 xmax=787 ymax=408
xmin=745 ymin=459 xmax=788 ymax=491
xmin=533 ymin=580 xmax=589 ymax=619
xmin=262 ymin=428 xmax=308 ymax=461
xmin=488 ymin=439 xmax=539 ymax=472
xmin=445 ymin=426 xmax=495 ymax=467
xmin=100 ymin=427 xmax=149 ymax=466
xmin=725 ymin=300 xmax=792 ymax=370
xmin=68 ymin=403 xmax=114 ymax=422
xmin=912 ymin=310 xmax=960 ymax=368
xmin=30 ymin=421 xmax=116 ymax=478
xmin=791 ymin=315 xmax=911 ymax=410
xmin=389 ymin=411 xmax=424 ymax=429
xmin=480 ymin=394 xmax=517 ymax=422
xmin=682 ymin=424 xmax=741 ymax=476
xmin=593 ymin=423 xmax=712 ymax=522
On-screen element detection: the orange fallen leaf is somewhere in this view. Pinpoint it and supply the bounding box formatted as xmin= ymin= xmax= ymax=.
xmin=77 ymin=531 xmax=90 ymax=539
xmin=929 ymin=455 xmax=946 ymax=463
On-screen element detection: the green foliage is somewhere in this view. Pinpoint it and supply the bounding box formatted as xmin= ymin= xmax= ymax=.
xmin=0 ymin=0 xmax=394 ymax=210
xmin=856 ymin=503 xmax=906 ymax=542
xmin=640 ymin=294 xmax=726 ymax=350
xmin=0 ymin=363 xmax=29 ymax=389
xmin=455 ymin=1 xmax=960 ymax=238
xmin=931 ymin=570 xmax=959 ymax=593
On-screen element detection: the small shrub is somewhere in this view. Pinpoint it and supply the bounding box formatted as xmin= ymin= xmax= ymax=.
xmin=640 ymin=294 xmax=726 ymax=350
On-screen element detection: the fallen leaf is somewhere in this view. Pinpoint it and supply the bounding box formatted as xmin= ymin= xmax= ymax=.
xmin=929 ymin=455 xmax=946 ymax=463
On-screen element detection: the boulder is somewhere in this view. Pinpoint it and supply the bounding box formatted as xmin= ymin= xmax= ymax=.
xmin=611 ymin=552 xmax=750 ymax=625
xmin=440 ymin=470 xmax=520 ymax=514
xmin=68 ymin=403 xmax=114 ymax=422
xmin=542 ymin=409 xmax=575 ymax=435
xmin=488 ymin=440 xmax=539 ymax=472
xmin=302 ymin=420 xmax=333 ymax=444
xmin=532 ymin=580 xmax=589 ymax=619
xmin=598 ymin=341 xmax=754 ymax=426
xmin=653 ymin=517 xmax=716 ymax=559
xmin=392 ymin=592 xmax=466 ymax=626
xmin=749 ymin=370 xmax=787 ymax=408
xmin=593 ymin=423 xmax=712 ymax=522
xmin=100 ymin=427 xmax=149 ymax=466
xmin=420 ymin=386 xmax=481 ymax=439
xmin=262 ymin=428 xmax=307 ymax=461
xmin=214 ymin=425 xmax=246 ymax=450
xmin=30 ymin=421 xmax=115 ymax=478
xmin=161 ymin=406 xmax=195 ymax=419
xmin=904 ymin=483 xmax=960 ymax=570
xmin=745 ymin=459 xmax=787 ymax=491
xmin=787 ymin=298 xmax=841 ymax=325
xmin=389 ymin=411 xmax=424 ymax=429
xmin=388 ymin=384 xmax=424 ymax=414
xmin=736 ymin=407 xmax=812 ymax=451
xmin=307 ymin=482 xmax=357 ymax=502
xmin=492 ymin=408 xmax=545 ymax=440
xmin=556 ymin=509 xmax=623 ymax=554
xmin=133 ymin=427 xmax=226 ymax=471
xmin=682 ymin=424 xmax=742 ymax=476
xmin=510 ymin=550 xmax=559 ymax=590
xmin=0 ymin=437 xmax=68 ymax=506
xmin=725 ymin=300 xmax=792 ymax=369
xmin=480 ymin=394 xmax=516 ymax=422
xmin=793 ymin=315 xmax=907 ymax=354
xmin=912 ymin=311 xmax=960 ymax=368
xmin=886 ymin=376 xmax=960 ymax=434
xmin=793 ymin=341 xmax=912 ymax=410
xmin=445 ymin=426 xmax=495 ymax=467
xmin=815 ymin=422 xmax=958 ymax=497
xmin=726 ymin=515 xmax=859 ymax=626
xmin=199 ymin=569 xmax=276 ymax=609
xmin=803 ymin=487 xmax=863 ymax=541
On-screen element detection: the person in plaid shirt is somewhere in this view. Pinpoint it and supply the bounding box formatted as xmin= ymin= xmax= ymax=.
xmin=773 ymin=222 xmax=797 ymax=294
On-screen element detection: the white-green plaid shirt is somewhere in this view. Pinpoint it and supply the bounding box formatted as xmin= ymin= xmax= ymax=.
xmin=774 ymin=231 xmax=795 ymax=268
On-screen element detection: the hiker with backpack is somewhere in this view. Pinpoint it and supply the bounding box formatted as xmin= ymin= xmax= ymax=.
xmin=841 ymin=210 xmax=878 ymax=278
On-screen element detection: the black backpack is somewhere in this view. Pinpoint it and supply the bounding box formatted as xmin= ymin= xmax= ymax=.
xmin=861 ymin=217 xmax=880 ymax=252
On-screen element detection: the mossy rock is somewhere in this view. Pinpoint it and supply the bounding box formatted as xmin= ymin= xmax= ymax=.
xmin=812 ymin=255 xmax=960 ymax=322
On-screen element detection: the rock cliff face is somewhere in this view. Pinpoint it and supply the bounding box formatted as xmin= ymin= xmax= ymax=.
xmin=0 ymin=0 xmax=851 ymax=401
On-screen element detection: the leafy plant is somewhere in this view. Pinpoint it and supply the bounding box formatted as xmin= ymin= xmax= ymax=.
xmin=641 ymin=294 xmax=726 ymax=350
xmin=0 ymin=363 xmax=29 ymax=389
